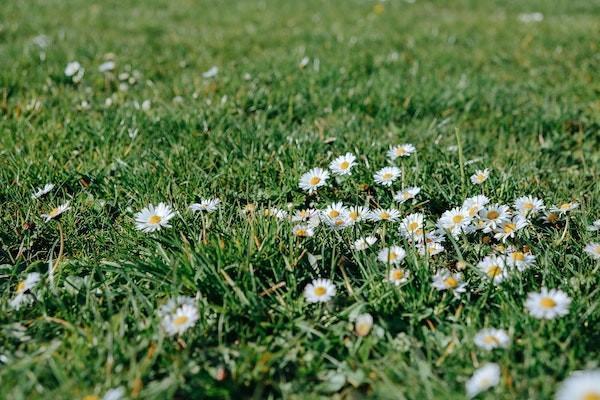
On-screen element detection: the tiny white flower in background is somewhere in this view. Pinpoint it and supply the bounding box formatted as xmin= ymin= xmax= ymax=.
xmin=387 ymin=268 xmax=409 ymax=285
xmin=329 ymin=152 xmax=356 ymax=176
xmin=348 ymin=206 xmax=370 ymax=223
xmin=470 ymin=168 xmax=490 ymax=185
xmin=393 ymin=186 xmax=421 ymax=204
xmin=98 ymin=60 xmax=116 ymax=73
xmin=584 ymin=243 xmax=600 ymax=260
xmin=551 ymin=201 xmax=579 ymax=214
xmin=437 ymin=207 xmax=472 ymax=237
xmin=141 ymin=99 xmax=151 ymax=111
xmin=477 ymin=255 xmax=509 ymax=284
xmin=161 ymin=303 xmax=199 ymax=336
xmin=506 ymin=249 xmax=536 ymax=271
xmin=264 ymin=207 xmax=288 ymax=219
xmin=462 ymin=195 xmax=490 ymax=217
xmin=518 ymin=12 xmax=543 ymax=23
xmin=514 ymin=196 xmax=545 ymax=217
xmin=494 ymin=215 xmax=527 ymax=242
xmin=41 ymin=202 xmax=70 ymax=222
xmin=377 ymin=246 xmax=406 ymax=265
xmin=189 ymin=198 xmax=220 ymax=213
xmin=354 ymin=313 xmax=374 ymax=337
xmin=465 ymin=363 xmax=500 ymax=399
xmin=292 ymin=224 xmax=314 ymax=238
xmin=299 ymin=167 xmax=329 ymax=193
xmin=417 ymin=241 xmax=445 ymax=257
xmin=64 ymin=61 xmax=84 ymax=82
xmin=102 ymin=387 xmax=125 ymax=400
xmin=432 ymin=269 xmax=468 ymax=295
xmin=354 ymin=236 xmax=377 ymax=251
xmin=202 ymin=66 xmax=219 ymax=78
xmin=555 ymin=369 xmax=600 ymax=400
xmin=587 ymin=220 xmax=600 ymax=231
xmin=304 ymin=278 xmax=336 ymax=303
xmin=134 ymin=203 xmax=175 ymax=232
xmin=525 ymin=287 xmax=571 ymax=319
xmin=9 ymin=272 xmax=41 ymax=310
xmin=32 ymin=183 xmax=54 ymax=199
xmin=368 ymin=208 xmax=400 ymax=222
xmin=474 ymin=328 xmax=510 ymax=351
xmin=478 ymin=204 xmax=511 ymax=233
xmin=387 ymin=144 xmax=416 ymax=161
xmin=373 ymin=166 xmax=401 ymax=186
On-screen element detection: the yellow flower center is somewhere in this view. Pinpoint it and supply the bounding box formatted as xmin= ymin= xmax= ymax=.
xmin=539 ymin=297 xmax=557 ymax=309
xmin=408 ymin=222 xmax=419 ymax=232
xmin=349 ymin=211 xmax=359 ymax=221
xmin=148 ymin=215 xmax=162 ymax=224
xmin=299 ymin=210 xmax=308 ymax=218
xmin=329 ymin=210 xmax=340 ymax=218
xmin=295 ymin=229 xmax=307 ymax=237
xmin=476 ymin=174 xmax=486 ymax=182
xmin=388 ymin=252 xmax=398 ymax=261
xmin=16 ymin=281 xmax=27 ymax=293
xmin=335 ymin=219 xmax=344 ymax=226
xmin=314 ymin=286 xmax=327 ymax=296
xmin=173 ymin=315 xmax=189 ymax=326
xmin=382 ymin=172 xmax=393 ymax=180
xmin=487 ymin=210 xmax=499 ymax=220
xmin=483 ymin=335 xmax=500 ymax=345
xmin=444 ymin=277 xmax=458 ymax=288
xmin=523 ymin=202 xmax=534 ymax=210
xmin=503 ymin=223 xmax=516 ymax=233
xmin=395 ymin=147 xmax=406 ymax=156
xmin=83 ymin=396 xmax=100 ymax=400
xmin=452 ymin=215 xmax=464 ymax=224
xmin=594 ymin=245 xmax=600 ymax=255
xmin=402 ymin=192 xmax=412 ymax=199
xmin=547 ymin=213 xmax=559 ymax=223
xmin=512 ymin=252 xmax=525 ymax=261
xmin=559 ymin=203 xmax=571 ymax=210
xmin=487 ymin=265 xmax=502 ymax=277
xmin=380 ymin=212 xmax=390 ymax=220
xmin=582 ymin=392 xmax=600 ymax=400
xmin=49 ymin=207 xmax=60 ymax=217
xmin=339 ymin=161 xmax=350 ymax=170
xmin=392 ymin=269 xmax=404 ymax=280
xmin=309 ymin=176 xmax=321 ymax=186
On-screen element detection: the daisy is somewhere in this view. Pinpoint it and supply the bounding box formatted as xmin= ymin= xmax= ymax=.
xmin=470 ymin=168 xmax=490 ymax=185
xmin=437 ymin=207 xmax=472 ymax=237
xmin=584 ymin=243 xmax=600 ymax=260
xmin=387 ymin=268 xmax=410 ymax=285
xmin=157 ymin=296 xmax=195 ymax=317
xmin=354 ymin=313 xmax=374 ymax=337
xmin=161 ymin=303 xmax=199 ymax=336
xmin=322 ymin=215 xmax=352 ymax=230
xmin=432 ymin=269 xmax=468 ymax=296
xmin=525 ymin=288 xmax=571 ymax=319
xmin=134 ymin=203 xmax=175 ymax=232
xmin=377 ymin=246 xmax=406 ymax=265
xmin=387 ymin=144 xmax=416 ymax=161
xmin=551 ymin=201 xmax=579 ymax=214
xmin=348 ymin=206 xmax=370 ymax=223
xmin=474 ymin=328 xmax=510 ymax=350
xmin=541 ymin=210 xmax=560 ymax=224
xmin=393 ymin=187 xmax=421 ymax=204
xmin=514 ymin=196 xmax=545 ymax=217
xmin=322 ymin=202 xmax=349 ymax=220
xmin=31 ymin=183 xmax=54 ymax=199
xmin=417 ymin=241 xmax=445 ymax=257
xmin=506 ymin=249 xmax=536 ymax=271
xmin=41 ymin=202 xmax=70 ymax=222
xmin=462 ymin=195 xmax=490 ymax=217
xmin=64 ymin=61 xmax=84 ymax=83
xmin=9 ymin=272 xmax=41 ymax=310
xmin=264 ymin=207 xmax=288 ymax=219
xmin=292 ymin=208 xmax=320 ymax=227
xmin=189 ymin=198 xmax=220 ymax=213
xmin=373 ymin=166 xmax=401 ymax=186
xmin=354 ymin=236 xmax=378 ymax=251
xmin=465 ymin=363 xmax=500 ymax=399
xmin=493 ymin=215 xmax=527 ymax=242
xmin=368 ymin=208 xmax=400 ymax=222
xmin=478 ymin=204 xmax=511 ymax=233
xmin=399 ymin=213 xmax=424 ymax=241
xmin=292 ymin=224 xmax=314 ymax=238
xmin=304 ymin=278 xmax=336 ymax=303
xmin=477 ymin=255 xmax=509 ymax=284
xmin=299 ymin=168 xmax=329 ymax=194
xmin=587 ymin=220 xmax=600 ymax=232
xmin=556 ymin=369 xmax=600 ymax=400
xmin=329 ymin=152 xmax=356 ymax=176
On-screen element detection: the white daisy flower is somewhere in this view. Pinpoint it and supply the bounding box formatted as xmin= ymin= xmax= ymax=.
xmin=158 ymin=296 xmax=196 ymax=317
xmin=354 ymin=313 xmax=374 ymax=337
xmin=506 ymin=250 xmax=536 ymax=271
xmin=264 ymin=207 xmax=288 ymax=219
xmin=377 ymin=246 xmax=406 ymax=265
xmin=292 ymin=208 xmax=320 ymax=227
xmin=587 ymin=219 xmax=600 ymax=232
xmin=399 ymin=213 xmax=425 ymax=241
xmin=368 ymin=208 xmax=400 ymax=222
xmin=417 ymin=241 xmax=445 ymax=257
xmin=322 ymin=215 xmax=352 ymax=230
xmin=329 ymin=152 xmax=356 ymax=176
xmin=556 ymin=369 xmax=600 ymax=400
xmin=299 ymin=167 xmax=329 ymax=194
xmin=584 ymin=243 xmax=600 ymax=260
xmin=9 ymin=272 xmax=41 ymax=310
xmin=41 ymin=202 xmax=70 ymax=222
xmin=474 ymin=328 xmax=510 ymax=351
xmin=303 ymin=278 xmax=336 ymax=303
xmin=189 ymin=198 xmax=220 ymax=213
xmin=478 ymin=204 xmax=511 ymax=233
xmin=31 ymin=183 xmax=54 ymax=199
xmin=354 ymin=236 xmax=378 ymax=251
xmin=477 ymin=255 xmax=509 ymax=284
xmin=432 ymin=269 xmax=468 ymax=295
xmin=437 ymin=207 xmax=472 ymax=237
xmin=98 ymin=60 xmax=116 ymax=73
xmin=393 ymin=186 xmax=421 ymax=204
xmin=102 ymin=387 xmax=125 ymax=400
xmin=373 ymin=166 xmax=401 ymax=186
xmin=541 ymin=210 xmax=560 ymax=224
xmin=322 ymin=202 xmax=349 ymax=220
xmin=387 ymin=268 xmax=410 ymax=285
xmin=134 ymin=203 xmax=175 ymax=232
xmin=514 ymin=196 xmax=545 ymax=217
xmin=470 ymin=168 xmax=490 ymax=185
xmin=551 ymin=201 xmax=579 ymax=214
xmin=462 ymin=195 xmax=490 ymax=217
xmin=493 ymin=215 xmax=528 ymax=242
xmin=387 ymin=144 xmax=416 ymax=161
xmin=525 ymin=287 xmax=571 ymax=319
xmin=64 ymin=61 xmax=84 ymax=82
xmin=292 ymin=224 xmax=314 ymax=238
xmin=348 ymin=206 xmax=370 ymax=223
xmin=465 ymin=363 xmax=500 ymax=398
xmin=161 ymin=304 xmax=199 ymax=336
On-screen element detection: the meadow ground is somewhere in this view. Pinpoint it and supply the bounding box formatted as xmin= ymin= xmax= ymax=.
xmin=1 ymin=0 xmax=599 ymax=399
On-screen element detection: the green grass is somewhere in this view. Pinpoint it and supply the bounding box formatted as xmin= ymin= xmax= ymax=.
xmin=1 ymin=0 xmax=599 ymax=398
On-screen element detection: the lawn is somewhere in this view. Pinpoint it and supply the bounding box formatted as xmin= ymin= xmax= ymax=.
xmin=1 ymin=0 xmax=599 ymax=398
